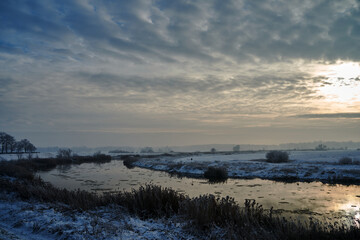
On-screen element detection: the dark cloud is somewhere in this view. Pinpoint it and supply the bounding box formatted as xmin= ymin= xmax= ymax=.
xmin=1 ymin=0 xmax=359 ymax=63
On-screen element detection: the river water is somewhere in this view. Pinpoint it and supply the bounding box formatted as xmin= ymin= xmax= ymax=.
xmin=38 ymin=159 xmax=360 ymax=225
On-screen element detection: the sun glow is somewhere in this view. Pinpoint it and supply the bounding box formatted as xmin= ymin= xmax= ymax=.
xmin=315 ymin=61 xmax=360 ymax=103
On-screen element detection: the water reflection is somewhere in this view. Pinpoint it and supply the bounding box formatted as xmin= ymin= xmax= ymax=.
xmin=38 ymin=160 xmax=360 ymax=223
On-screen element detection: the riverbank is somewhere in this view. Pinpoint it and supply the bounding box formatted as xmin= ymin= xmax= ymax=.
xmin=125 ymin=150 xmax=360 ymax=184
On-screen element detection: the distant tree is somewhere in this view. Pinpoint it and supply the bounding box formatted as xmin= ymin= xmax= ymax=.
xmin=9 ymin=138 xmax=17 ymax=153
xmin=1 ymin=133 xmax=15 ymax=153
xmin=56 ymin=148 xmax=72 ymax=159
xmin=233 ymin=145 xmax=240 ymax=152
xmin=0 ymin=133 xmax=36 ymax=154
xmin=211 ymin=147 xmax=216 ymax=153
xmin=315 ymin=144 xmax=327 ymax=151
xmin=0 ymin=132 xmax=5 ymax=153
xmin=27 ymin=143 xmax=36 ymax=153
xmin=140 ymin=147 xmax=154 ymax=153
xmin=15 ymin=141 xmax=24 ymax=153
xmin=19 ymin=139 xmax=31 ymax=152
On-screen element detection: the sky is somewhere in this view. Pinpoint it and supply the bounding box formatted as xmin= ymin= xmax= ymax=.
xmin=1 ymin=0 xmax=360 ymax=147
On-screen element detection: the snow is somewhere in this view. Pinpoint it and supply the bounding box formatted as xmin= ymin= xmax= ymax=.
xmin=134 ymin=150 xmax=360 ymax=182
xmin=0 ymin=192 xmax=200 ymax=240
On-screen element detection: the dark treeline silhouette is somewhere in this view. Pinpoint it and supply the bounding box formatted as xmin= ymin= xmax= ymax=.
xmin=0 ymin=132 xmax=36 ymax=154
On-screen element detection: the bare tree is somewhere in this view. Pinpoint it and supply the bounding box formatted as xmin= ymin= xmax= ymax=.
xmin=20 ymin=139 xmax=31 ymax=152
xmin=0 ymin=133 xmax=36 ymax=154
xmin=2 ymin=133 xmax=15 ymax=153
xmin=233 ymin=145 xmax=240 ymax=152
xmin=140 ymin=147 xmax=154 ymax=153
xmin=9 ymin=137 xmax=17 ymax=153
xmin=56 ymin=148 xmax=72 ymax=159
xmin=0 ymin=132 xmax=5 ymax=153
xmin=15 ymin=141 xmax=24 ymax=153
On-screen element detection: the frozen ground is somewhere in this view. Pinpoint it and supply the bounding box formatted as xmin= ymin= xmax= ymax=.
xmin=0 ymin=192 xmax=206 ymax=240
xmin=134 ymin=150 xmax=360 ymax=182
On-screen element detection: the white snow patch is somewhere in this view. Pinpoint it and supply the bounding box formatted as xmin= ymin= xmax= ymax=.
xmin=0 ymin=193 xmax=198 ymax=240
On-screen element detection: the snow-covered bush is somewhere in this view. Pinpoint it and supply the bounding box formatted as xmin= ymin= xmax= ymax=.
xmin=266 ymin=151 xmax=289 ymax=163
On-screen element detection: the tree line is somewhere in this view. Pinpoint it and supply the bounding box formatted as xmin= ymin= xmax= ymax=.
xmin=0 ymin=132 xmax=36 ymax=154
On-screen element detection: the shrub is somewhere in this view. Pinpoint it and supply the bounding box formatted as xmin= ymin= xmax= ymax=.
xmin=121 ymin=155 xmax=139 ymax=169
xmin=92 ymin=151 xmax=112 ymax=162
xmin=204 ymin=167 xmax=228 ymax=182
xmin=266 ymin=151 xmax=289 ymax=163
xmin=56 ymin=148 xmax=72 ymax=159
xmin=339 ymin=157 xmax=352 ymax=165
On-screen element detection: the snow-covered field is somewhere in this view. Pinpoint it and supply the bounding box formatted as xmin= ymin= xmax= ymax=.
xmin=134 ymin=150 xmax=360 ymax=182
xmin=0 ymin=192 xmax=203 ymax=240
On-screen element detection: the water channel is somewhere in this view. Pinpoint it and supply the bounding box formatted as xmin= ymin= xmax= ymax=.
xmin=38 ymin=159 xmax=360 ymax=225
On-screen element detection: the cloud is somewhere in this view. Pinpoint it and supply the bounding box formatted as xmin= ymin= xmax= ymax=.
xmin=1 ymin=0 xmax=360 ymax=145
xmin=295 ymin=113 xmax=360 ymax=119
xmin=1 ymin=0 xmax=360 ymax=65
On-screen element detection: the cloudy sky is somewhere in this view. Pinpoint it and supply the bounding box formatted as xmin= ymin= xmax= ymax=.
xmin=1 ymin=0 xmax=360 ymax=147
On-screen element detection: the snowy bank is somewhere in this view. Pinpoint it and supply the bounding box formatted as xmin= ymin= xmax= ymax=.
xmin=0 ymin=192 xmax=199 ymax=240
xmin=132 ymin=150 xmax=360 ymax=183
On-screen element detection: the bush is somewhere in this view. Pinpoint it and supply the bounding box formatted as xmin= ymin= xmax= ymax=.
xmin=121 ymin=155 xmax=139 ymax=169
xmin=204 ymin=167 xmax=228 ymax=182
xmin=339 ymin=157 xmax=352 ymax=165
xmin=266 ymin=151 xmax=289 ymax=163
xmin=56 ymin=148 xmax=72 ymax=159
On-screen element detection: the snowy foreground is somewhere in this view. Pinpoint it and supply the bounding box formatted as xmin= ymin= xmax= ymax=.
xmin=134 ymin=150 xmax=360 ymax=182
xmin=0 ymin=192 xmax=208 ymax=240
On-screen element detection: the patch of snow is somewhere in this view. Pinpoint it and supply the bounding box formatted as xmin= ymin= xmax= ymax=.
xmin=0 ymin=192 xmax=199 ymax=240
